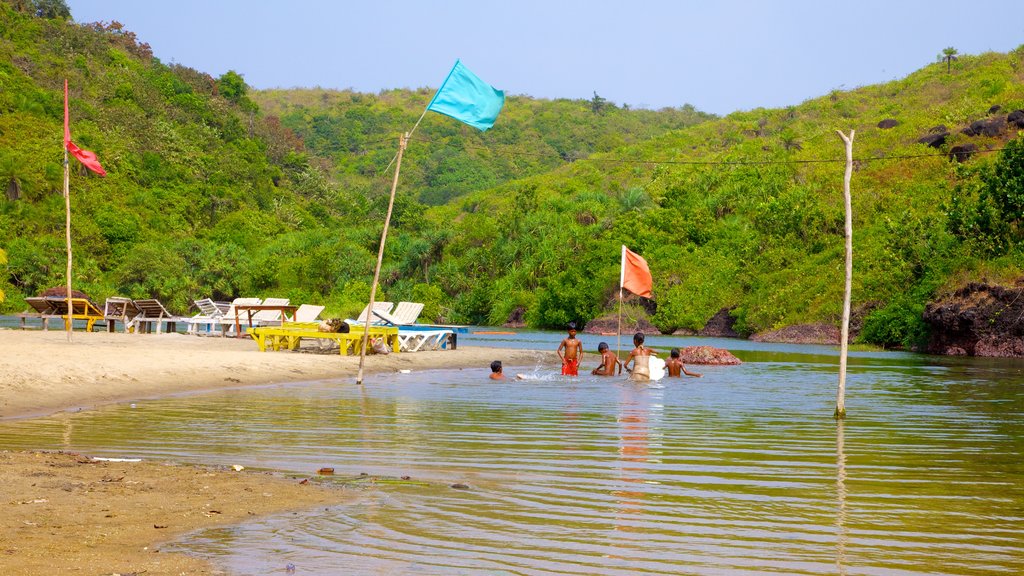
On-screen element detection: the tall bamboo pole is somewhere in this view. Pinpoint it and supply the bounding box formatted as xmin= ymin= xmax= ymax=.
xmin=64 ymin=136 xmax=72 ymax=343
xmin=835 ymin=130 xmax=855 ymax=419
xmin=356 ymin=133 xmax=408 ymax=385
xmin=617 ymin=245 xmax=625 ymax=362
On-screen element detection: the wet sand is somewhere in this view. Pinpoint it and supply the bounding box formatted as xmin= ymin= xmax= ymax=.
xmin=0 ymin=329 xmax=547 ymax=575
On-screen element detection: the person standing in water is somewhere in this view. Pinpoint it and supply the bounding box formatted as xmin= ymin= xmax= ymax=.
xmin=665 ymin=348 xmax=702 ymax=377
xmin=557 ymin=322 xmax=584 ymax=376
xmin=624 ymin=332 xmax=656 ymax=381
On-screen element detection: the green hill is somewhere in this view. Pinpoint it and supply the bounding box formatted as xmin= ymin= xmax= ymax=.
xmin=2 ymin=1 xmax=1023 ymax=351
xmin=252 ymin=88 xmax=713 ymax=205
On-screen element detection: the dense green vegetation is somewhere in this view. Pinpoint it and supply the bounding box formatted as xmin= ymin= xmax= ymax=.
xmin=254 ymin=89 xmax=712 ymax=206
xmin=2 ymin=1 xmax=1023 ymax=349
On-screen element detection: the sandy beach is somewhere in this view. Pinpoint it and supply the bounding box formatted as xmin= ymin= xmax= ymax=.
xmin=0 ymin=329 xmax=544 ymax=420
xmin=0 ymin=329 xmax=547 ymax=575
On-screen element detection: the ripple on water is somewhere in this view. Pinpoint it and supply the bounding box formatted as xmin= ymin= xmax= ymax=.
xmin=1 ymin=353 xmax=1023 ymax=575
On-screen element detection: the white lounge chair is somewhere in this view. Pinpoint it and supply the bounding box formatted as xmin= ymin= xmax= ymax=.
xmin=247 ymin=297 xmax=291 ymax=328
xmin=397 ymin=329 xmax=455 ymax=352
xmin=348 ymin=301 xmax=394 ymax=325
xmin=292 ymin=304 xmax=325 ymax=323
xmin=372 ymin=302 xmax=425 ymax=326
xmin=133 ymin=298 xmax=188 ymax=334
xmin=103 ymin=297 xmax=140 ymax=333
xmin=187 ymin=298 xmax=229 ymax=335
xmin=216 ymin=297 xmax=264 ymax=336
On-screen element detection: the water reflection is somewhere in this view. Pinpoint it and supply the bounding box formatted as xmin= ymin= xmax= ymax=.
xmin=835 ymin=419 xmax=847 ymax=576
xmin=1 ymin=351 xmax=1023 ymax=575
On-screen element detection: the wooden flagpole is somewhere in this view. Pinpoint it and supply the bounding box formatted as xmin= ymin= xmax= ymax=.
xmin=356 ymin=132 xmax=408 ymax=385
xmin=835 ymin=129 xmax=855 ymax=419
xmin=617 ymin=245 xmax=625 ymax=362
xmin=63 ymin=80 xmax=73 ymax=343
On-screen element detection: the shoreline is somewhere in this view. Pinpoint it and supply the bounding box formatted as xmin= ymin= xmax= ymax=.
xmin=0 ymin=329 xmax=547 ymax=420
xmin=0 ymin=329 xmax=550 ymax=575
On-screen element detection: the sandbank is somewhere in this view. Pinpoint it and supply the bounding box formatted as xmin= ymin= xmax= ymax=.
xmin=0 ymin=329 xmax=546 ymax=420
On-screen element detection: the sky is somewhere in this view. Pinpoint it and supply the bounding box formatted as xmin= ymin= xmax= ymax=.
xmin=66 ymin=0 xmax=1023 ymax=116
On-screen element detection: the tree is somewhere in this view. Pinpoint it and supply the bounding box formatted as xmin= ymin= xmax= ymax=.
xmin=590 ymin=91 xmax=607 ymax=114
xmin=987 ymin=137 xmax=1024 ymax=231
xmin=217 ymin=70 xmax=248 ymax=103
xmin=940 ymin=47 xmax=959 ymax=74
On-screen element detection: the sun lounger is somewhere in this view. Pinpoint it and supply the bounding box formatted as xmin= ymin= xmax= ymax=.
xmin=103 ymin=297 xmax=140 ymax=333
xmin=397 ymin=328 xmax=457 ymax=352
xmin=371 ymin=301 xmax=425 ymax=326
xmin=250 ymin=324 xmax=399 ymax=356
xmin=132 ymin=298 xmax=187 ymax=334
xmin=17 ymin=296 xmax=61 ymax=330
xmin=46 ymin=296 xmax=105 ymax=332
xmin=187 ymin=298 xmax=226 ymax=335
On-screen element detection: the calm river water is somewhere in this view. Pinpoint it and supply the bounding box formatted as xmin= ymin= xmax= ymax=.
xmin=1 ymin=334 xmax=1022 ymax=575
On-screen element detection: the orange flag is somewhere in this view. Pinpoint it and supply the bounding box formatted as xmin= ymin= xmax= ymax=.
xmin=620 ymin=246 xmax=653 ymax=298
xmin=64 ymin=79 xmax=106 ymax=176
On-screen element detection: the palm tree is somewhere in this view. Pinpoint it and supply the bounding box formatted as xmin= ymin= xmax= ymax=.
xmin=940 ymin=47 xmax=959 ymax=74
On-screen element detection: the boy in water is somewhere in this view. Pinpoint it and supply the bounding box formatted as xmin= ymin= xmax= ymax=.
xmin=665 ymin=348 xmax=702 ymax=378
xmin=623 ymin=332 xmax=655 ymax=381
xmin=489 ymin=360 xmax=506 ymax=380
xmin=557 ymin=322 xmax=584 ymax=376
xmin=591 ymin=342 xmax=622 ymax=376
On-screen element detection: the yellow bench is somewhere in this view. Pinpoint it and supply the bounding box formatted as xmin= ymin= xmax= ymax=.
xmin=250 ymin=323 xmax=399 ymax=356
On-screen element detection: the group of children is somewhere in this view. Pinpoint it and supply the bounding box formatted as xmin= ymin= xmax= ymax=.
xmin=489 ymin=323 xmax=702 ymax=381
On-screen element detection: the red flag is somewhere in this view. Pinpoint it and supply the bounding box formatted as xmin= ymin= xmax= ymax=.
xmin=620 ymin=246 xmax=653 ymax=298
xmin=64 ymin=79 xmax=106 ymax=176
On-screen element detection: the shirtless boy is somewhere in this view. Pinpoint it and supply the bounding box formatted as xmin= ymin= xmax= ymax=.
xmin=557 ymin=322 xmax=584 ymax=376
xmin=591 ymin=342 xmax=622 ymax=376
xmin=665 ymin=348 xmax=702 ymax=378
xmin=489 ymin=360 xmax=506 ymax=380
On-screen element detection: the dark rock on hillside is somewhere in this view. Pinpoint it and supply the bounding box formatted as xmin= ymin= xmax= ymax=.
xmin=1008 ymin=109 xmax=1024 ymax=128
xmin=928 ymin=125 xmax=948 ymax=134
xmin=678 ymin=346 xmax=742 ymax=365
xmin=923 ymin=281 xmax=1024 ymax=357
xmin=962 ymin=117 xmax=1005 ymax=137
xmin=949 ymin=143 xmax=978 ymax=162
xmin=502 ymin=306 xmax=526 ymax=328
xmin=917 ymin=132 xmax=947 ymax=148
xmin=699 ymin=307 xmax=740 ymax=338
xmin=988 ymin=104 xmax=1002 ymax=114
xmin=877 ymin=119 xmax=899 ymax=129
xmin=751 ymin=324 xmax=840 ymax=345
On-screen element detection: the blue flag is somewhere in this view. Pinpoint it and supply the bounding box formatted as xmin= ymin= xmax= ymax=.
xmin=426 ymin=60 xmax=504 ymax=131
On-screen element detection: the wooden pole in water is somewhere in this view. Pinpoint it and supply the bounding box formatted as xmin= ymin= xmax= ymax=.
xmin=835 ymin=129 xmax=855 ymax=419
xmin=356 ymin=133 xmax=408 ymax=385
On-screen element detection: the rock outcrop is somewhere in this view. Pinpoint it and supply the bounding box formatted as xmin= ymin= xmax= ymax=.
xmin=678 ymin=346 xmax=742 ymax=365
xmin=962 ymin=117 xmax=1005 ymax=137
xmin=923 ymin=281 xmax=1024 ymax=357
xmin=1008 ymin=109 xmax=1024 ymax=129
xmin=699 ymin=307 xmax=740 ymax=338
xmin=949 ymin=143 xmax=978 ymax=162
xmin=877 ymin=118 xmax=899 ymax=129
xmin=917 ymin=132 xmax=947 ymax=148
